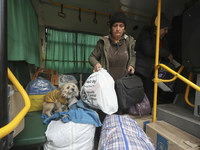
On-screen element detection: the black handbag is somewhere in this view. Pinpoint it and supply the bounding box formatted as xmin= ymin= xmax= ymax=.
xmin=115 ymin=72 xmax=144 ymax=110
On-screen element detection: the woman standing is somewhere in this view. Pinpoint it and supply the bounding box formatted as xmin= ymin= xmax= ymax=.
xmin=88 ymin=11 xmax=137 ymax=143
xmin=135 ymin=12 xmax=173 ymax=107
xmin=89 ymin=12 xmax=136 ymax=81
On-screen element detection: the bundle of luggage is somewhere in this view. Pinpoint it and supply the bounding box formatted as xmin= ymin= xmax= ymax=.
xmin=98 ymin=115 xmax=155 ymax=150
xmin=81 ymin=68 xmax=151 ymax=116
xmin=44 ymin=120 xmax=96 ymax=150
xmin=29 ymin=68 xmax=154 ymax=150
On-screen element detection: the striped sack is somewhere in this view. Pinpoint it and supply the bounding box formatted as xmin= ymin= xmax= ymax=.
xmin=98 ymin=115 xmax=155 ymax=150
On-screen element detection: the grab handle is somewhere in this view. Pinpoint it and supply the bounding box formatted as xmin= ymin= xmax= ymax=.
xmin=93 ymin=11 xmax=97 ymax=24
xmin=58 ymin=4 xmax=66 ymax=18
xmin=78 ymin=8 xmax=81 ymax=22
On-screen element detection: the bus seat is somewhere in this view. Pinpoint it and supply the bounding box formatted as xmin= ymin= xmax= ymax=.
xmin=10 ymin=111 xmax=47 ymax=149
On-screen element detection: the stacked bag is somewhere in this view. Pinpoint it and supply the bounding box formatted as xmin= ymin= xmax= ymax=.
xmin=25 ymin=77 xmax=56 ymax=112
xmin=98 ymin=115 xmax=155 ymax=150
xmin=44 ymin=120 xmax=96 ymax=150
xmin=80 ymin=68 xmax=151 ymax=116
xmin=35 ymin=74 xmax=101 ymax=150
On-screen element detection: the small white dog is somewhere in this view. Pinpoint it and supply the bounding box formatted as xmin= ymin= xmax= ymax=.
xmin=42 ymin=82 xmax=79 ymax=117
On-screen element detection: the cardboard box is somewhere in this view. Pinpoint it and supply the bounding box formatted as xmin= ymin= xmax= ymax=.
xmin=35 ymin=68 xmax=59 ymax=86
xmin=124 ymin=114 xmax=152 ymax=132
xmin=8 ymin=85 xmax=25 ymax=138
xmin=146 ymin=121 xmax=200 ymax=150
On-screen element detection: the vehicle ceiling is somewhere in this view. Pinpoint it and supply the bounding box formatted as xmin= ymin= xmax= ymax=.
xmin=31 ymin=0 xmax=191 ymax=36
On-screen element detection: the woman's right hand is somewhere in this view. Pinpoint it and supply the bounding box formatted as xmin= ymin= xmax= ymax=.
xmin=93 ymin=63 xmax=102 ymax=72
xmin=168 ymin=53 xmax=173 ymax=63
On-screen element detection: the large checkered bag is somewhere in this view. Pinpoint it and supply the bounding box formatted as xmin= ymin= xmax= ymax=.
xmin=98 ymin=115 xmax=155 ymax=150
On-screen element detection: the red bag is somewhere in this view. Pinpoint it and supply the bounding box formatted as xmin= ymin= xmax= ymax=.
xmin=128 ymin=94 xmax=151 ymax=116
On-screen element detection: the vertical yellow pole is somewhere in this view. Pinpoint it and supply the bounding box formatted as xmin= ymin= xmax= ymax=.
xmin=153 ymin=0 xmax=161 ymax=122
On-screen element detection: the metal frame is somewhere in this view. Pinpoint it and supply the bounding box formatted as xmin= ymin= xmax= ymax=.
xmin=153 ymin=0 xmax=200 ymax=121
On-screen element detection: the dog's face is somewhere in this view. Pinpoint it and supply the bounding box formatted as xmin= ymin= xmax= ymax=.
xmin=59 ymin=82 xmax=79 ymax=100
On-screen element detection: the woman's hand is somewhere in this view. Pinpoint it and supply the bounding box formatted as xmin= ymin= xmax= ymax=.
xmin=168 ymin=53 xmax=173 ymax=63
xmin=128 ymin=66 xmax=135 ymax=74
xmin=93 ymin=63 xmax=102 ymax=72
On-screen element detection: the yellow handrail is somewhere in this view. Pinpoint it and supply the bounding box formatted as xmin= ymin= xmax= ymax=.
xmin=156 ymin=65 xmax=194 ymax=107
xmin=158 ymin=64 xmax=200 ymax=93
xmin=152 ymin=0 xmax=161 ymax=122
xmin=0 ymin=68 xmax=31 ymax=139
xmin=153 ymin=0 xmax=200 ymax=122
xmin=152 ymin=64 xmax=198 ymax=117
xmin=155 ymin=65 xmax=184 ymax=83
xmin=185 ymin=72 xmax=195 ymax=107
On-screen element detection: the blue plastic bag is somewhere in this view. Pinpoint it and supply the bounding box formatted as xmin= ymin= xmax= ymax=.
xmin=26 ymin=77 xmax=56 ymax=95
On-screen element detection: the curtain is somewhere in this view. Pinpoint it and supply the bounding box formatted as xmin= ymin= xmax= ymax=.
xmin=7 ymin=0 xmax=40 ymax=67
xmin=46 ymin=28 xmax=100 ymax=74
xmin=46 ymin=29 xmax=77 ymax=73
xmin=76 ymin=33 xmax=100 ymax=73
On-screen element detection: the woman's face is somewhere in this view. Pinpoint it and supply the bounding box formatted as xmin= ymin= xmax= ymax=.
xmin=160 ymin=27 xmax=169 ymax=38
xmin=111 ymin=22 xmax=125 ymax=40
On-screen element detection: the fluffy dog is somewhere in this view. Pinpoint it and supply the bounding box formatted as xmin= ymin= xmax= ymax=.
xmin=42 ymin=82 xmax=79 ymax=117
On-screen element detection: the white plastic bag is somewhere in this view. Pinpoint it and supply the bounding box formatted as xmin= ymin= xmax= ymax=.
xmin=80 ymin=68 xmax=118 ymax=115
xmin=44 ymin=120 xmax=95 ymax=150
